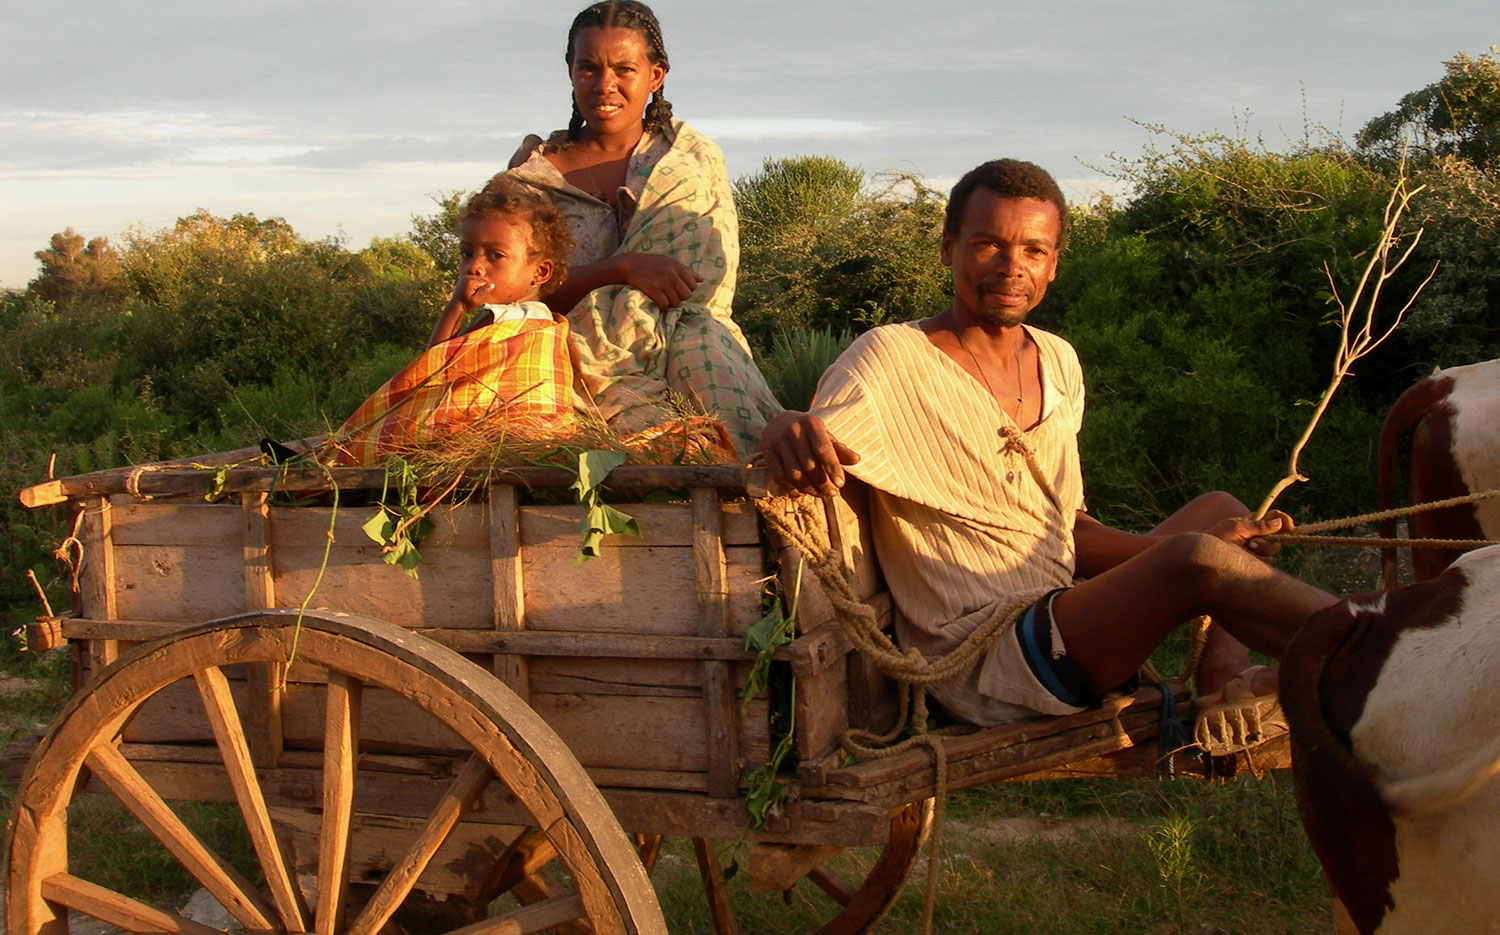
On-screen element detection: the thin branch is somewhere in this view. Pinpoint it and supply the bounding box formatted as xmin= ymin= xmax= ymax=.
xmin=1255 ymin=167 xmax=1437 ymax=518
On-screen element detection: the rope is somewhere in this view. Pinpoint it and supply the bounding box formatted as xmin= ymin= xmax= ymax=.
xmin=752 ymin=428 xmax=1113 ymax=935
xmin=124 ymin=465 xmax=159 ymax=501
xmin=754 ymin=493 xmax=1021 ymax=935
xmin=1264 ymin=487 xmax=1500 ymax=549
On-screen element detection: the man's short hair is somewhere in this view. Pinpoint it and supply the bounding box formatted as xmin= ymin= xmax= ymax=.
xmin=944 ymin=159 xmax=1069 ymax=251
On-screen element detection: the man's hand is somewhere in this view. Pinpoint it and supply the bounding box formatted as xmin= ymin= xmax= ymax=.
xmin=761 ymin=411 xmax=860 ymax=497
xmin=1207 ymin=510 xmax=1293 ymax=560
xmin=616 ymin=253 xmax=703 ymax=310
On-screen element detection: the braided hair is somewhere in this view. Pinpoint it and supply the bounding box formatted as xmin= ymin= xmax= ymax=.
xmin=564 ymin=1 xmax=673 ymax=142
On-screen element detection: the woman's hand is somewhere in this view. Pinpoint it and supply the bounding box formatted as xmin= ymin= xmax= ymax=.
xmin=615 ymin=253 xmax=702 ymax=310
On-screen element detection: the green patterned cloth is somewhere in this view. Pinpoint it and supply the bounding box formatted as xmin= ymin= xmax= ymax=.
xmin=510 ymin=121 xmax=782 ymax=456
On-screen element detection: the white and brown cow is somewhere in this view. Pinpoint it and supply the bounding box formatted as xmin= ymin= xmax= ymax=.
xmin=1378 ymin=359 xmax=1500 ymax=586
xmin=1283 ymin=544 xmax=1500 ymax=934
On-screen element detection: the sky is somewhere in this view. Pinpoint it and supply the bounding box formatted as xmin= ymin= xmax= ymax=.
xmin=1 ymin=0 xmax=1490 ymax=289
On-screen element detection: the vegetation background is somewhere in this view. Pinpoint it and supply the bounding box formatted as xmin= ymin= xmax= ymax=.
xmin=2 ymin=48 xmax=1498 ymax=934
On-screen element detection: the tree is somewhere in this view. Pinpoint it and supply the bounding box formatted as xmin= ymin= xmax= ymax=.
xmin=732 ymin=156 xmax=947 ymax=350
xmin=28 ymin=228 xmax=124 ymax=306
xmin=1359 ymin=46 xmax=1500 ymax=173
xmin=407 ymin=191 xmax=467 ymax=275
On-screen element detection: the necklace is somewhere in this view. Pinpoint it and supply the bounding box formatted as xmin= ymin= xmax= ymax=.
xmin=953 ymin=325 xmax=1025 ymax=410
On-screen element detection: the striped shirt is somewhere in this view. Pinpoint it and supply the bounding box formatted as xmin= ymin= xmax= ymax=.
xmin=813 ymin=320 xmax=1087 ymax=723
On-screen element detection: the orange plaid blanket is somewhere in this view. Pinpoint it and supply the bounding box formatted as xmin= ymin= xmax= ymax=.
xmin=332 ymin=316 xmax=574 ymax=465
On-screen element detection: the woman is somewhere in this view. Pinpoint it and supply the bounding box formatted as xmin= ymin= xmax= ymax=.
xmin=508 ymin=0 xmax=781 ymax=456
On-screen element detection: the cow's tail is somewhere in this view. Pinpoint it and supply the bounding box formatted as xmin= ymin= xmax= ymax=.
xmin=1381 ymin=731 xmax=1500 ymax=817
xmin=1378 ymin=374 xmax=1448 ymax=588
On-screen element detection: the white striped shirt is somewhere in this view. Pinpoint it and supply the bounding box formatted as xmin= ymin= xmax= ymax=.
xmin=813 ymin=320 xmax=1087 ymax=723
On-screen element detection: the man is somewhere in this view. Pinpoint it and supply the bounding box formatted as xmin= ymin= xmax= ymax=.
xmin=762 ymin=159 xmax=1336 ymax=735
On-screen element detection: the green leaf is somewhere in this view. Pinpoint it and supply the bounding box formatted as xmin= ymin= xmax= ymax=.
xmin=572 ymin=449 xmax=628 ymax=498
xmin=362 ymin=509 xmax=393 ymax=545
xmin=743 ymin=604 xmax=791 ymax=653
xmin=594 ymin=502 xmax=640 ymax=538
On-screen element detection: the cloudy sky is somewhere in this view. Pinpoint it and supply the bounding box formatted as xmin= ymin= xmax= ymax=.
xmin=1 ymin=1 xmax=1488 ymax=289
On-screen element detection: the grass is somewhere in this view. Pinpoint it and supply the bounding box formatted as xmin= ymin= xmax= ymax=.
xmin=646 ymin=774 xmax=1329 ymax=934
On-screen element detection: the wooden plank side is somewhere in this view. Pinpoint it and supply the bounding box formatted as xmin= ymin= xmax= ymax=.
xmin=112 ymin=544 xmax=249 ymax=623
xmin=521 ymin=545 xmax=761 ymax=635
xmin=109 ymin=501 xmax=242 ymax=547
xmin=271 ymin=544 xmax=493 ymax=629
xmin=489 ymin=485 xmax=527 ymax=698
xmin=519 ymin=501 xmax=760 ymax=548
xmin=269 ymin=503 xmax=489 ymax=550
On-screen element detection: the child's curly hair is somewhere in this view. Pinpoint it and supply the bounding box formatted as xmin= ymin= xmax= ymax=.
xmin=464 ymin=176 xmax=575 ymax=296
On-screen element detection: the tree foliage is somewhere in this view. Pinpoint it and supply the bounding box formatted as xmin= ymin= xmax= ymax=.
xmin=1359 ymin=46 xmax=1500 ymax=172
xmin=6 ymin=51 xmax=1500 ymax=630
xmin=732 ymin=156 xmax=949 ymax=349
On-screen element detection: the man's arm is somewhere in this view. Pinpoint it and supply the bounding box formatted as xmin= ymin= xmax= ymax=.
xmin=760 ymin=410 xmax=860 ymax=498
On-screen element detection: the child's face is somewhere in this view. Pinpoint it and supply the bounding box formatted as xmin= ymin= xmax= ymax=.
xmin=457 ymin=214 xmax=553 ymax=306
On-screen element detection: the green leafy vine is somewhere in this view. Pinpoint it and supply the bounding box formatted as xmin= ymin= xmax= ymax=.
xmin=570 ymin=449 xmax=640 ymax=562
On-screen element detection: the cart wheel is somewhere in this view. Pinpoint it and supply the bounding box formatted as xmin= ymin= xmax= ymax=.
xmin=802 ymin=799 xmax=932 ymax=935
xmin=4 ymin=609 xmax=666 ymax=935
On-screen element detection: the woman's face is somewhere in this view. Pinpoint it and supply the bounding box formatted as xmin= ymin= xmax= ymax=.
xmin=568 ymin=25 xmax=665 ymax=139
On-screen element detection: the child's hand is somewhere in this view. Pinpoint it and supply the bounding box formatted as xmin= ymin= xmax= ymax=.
xmin=452 ymin=274 xmax=494 ymax=313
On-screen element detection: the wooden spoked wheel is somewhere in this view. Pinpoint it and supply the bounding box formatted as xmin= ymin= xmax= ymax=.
xmin=803 ymin=800 xmax=931 ymax=935
xmin=3 ymin=609 xmax=665 ymax=935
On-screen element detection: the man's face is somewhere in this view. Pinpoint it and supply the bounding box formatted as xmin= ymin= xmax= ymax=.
xmin=941 ymin=191 xmax=1061 ymax=327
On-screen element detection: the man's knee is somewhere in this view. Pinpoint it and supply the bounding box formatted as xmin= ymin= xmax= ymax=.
xmin=1185 ymin=491 xmax=1249 ymax=523
xmin=1152 ymin=531 xmax=1253 ymax=582
xmin=1156 ymin=491 xmax=1249 ymax=535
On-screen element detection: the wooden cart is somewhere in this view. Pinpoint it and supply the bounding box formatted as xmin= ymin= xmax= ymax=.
xmin=4 ymin=458 xmax=1286 ymax=935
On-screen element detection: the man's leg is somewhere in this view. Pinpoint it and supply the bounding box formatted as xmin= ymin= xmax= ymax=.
xmin=1143 ymin=493 xmax=1279 ymax=695
xmin=1051 ymin=494 xmax=1335 ymax=696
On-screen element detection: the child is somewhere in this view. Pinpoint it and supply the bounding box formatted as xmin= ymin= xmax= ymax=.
xmin=333 ymin=177 xmax=578 ymax=465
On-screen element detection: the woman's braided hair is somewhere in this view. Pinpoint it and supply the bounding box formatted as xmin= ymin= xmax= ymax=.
xmin=564 ymin=0 xmax=673 ymax=142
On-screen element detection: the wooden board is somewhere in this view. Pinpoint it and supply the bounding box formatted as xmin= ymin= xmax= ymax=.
xmin=519 ymin=545 xmax=763 ymax=636
xmin=123 ymin=673 xmax=769 ymax=777
xmin=66 ymin=480 xmax=821 ymax=794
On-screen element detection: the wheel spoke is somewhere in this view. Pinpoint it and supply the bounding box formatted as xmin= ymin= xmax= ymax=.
xmin=482 ymin=827 xmax=559 ymax=896
xmin=40 ymin=872 xmax=223 ymax=935
xmin=635 ymin=833 xmax=663 ymax=874
xmin=316 ymin=672 xmax=363 ymax=935
xmin=194 ymin=665 xmax=308 ymax=932
xmin=84 ymin=742 xmax=279 ymax=932
xmin=348 ymin=752 xmax=495 ymax=935
xmin=806 ymin=865 xmax=856 ymax=906
xmin=447 ymin=893 xmax=586 ymax=935
xmin=692 ymin=837 xmax=738 ymax=935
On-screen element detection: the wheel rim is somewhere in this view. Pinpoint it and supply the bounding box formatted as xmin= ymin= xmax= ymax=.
xmin=5 ymin=609 xmax=665 ymax=935
xmin=806 ymin=800 xmax=931 ymax=935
